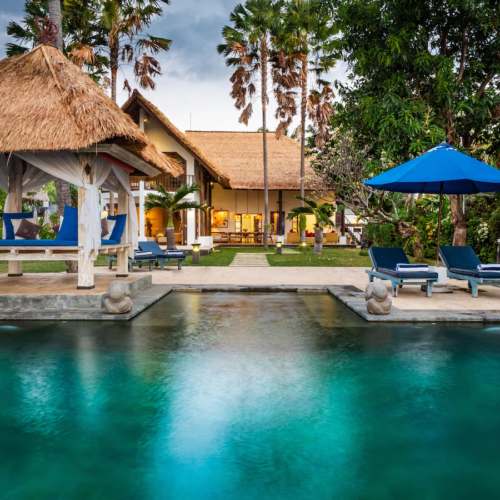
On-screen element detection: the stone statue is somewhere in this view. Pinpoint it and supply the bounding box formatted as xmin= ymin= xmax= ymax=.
xmin=365 ymin=282 xmax=392 ymax=315
xmin=104 ymin=281 xmax=133 ymax=314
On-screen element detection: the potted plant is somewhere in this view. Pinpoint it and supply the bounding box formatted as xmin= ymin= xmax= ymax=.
xmin=287 ymin=196 xmax=336 ymax=254
xmin=144 ymin=183 xmax=207 ymax=250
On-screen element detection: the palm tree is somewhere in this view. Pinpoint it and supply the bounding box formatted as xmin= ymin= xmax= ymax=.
xmin=99 ymin=0 xmax=172 ymax=102
xmin=274 ymin=0 xmax=337 ymax=241
xmin=286 ymin=195 xmax=335 ymax=254
xmin=218 ymin=0 xmax=284 ymax=250
xmin=144 ymin=183 xmax=207 ymax=250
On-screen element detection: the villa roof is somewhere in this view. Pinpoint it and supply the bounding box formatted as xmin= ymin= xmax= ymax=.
xmin=185 ymin=131 xmax=311 ymax=190
xmin=0 ymin=45 xmax=183 ymax=177
xmin=122 ymin=90 xmax=230 ymax=185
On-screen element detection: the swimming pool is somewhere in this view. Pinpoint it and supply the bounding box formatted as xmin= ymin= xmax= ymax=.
xmin=1 ymin=292 xmax=500 ymax=499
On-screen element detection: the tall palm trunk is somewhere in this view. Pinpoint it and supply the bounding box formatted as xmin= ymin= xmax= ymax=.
xmin=314 ymin=227 xmax=323 ymax=255
xmin=300 ymin=56 xmax=308 ymax=243
xmin=110 ymin=40 xmax=119 ymax=103
xmin=48 ymin=0 xmax=63 ymax=51
xmin=48 ymin=0 xmax=72 ymax=219
xmin=108 ymin=36 xmax=119 ymax=216
xmin=261 ymin=36 xmax=269 ymax=250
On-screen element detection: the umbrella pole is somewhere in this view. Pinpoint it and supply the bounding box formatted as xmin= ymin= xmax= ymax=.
xmin=435 ymin=183 xmax=443 ymax=267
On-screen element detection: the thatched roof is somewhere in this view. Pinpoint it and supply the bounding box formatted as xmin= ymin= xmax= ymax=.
xmin=122 ymin=90 xmax=230 ymax=185
xmin=0 ymin=45 xmax=182 ymax=177
xmin=185 ymin=131 xmax=311 ymax=190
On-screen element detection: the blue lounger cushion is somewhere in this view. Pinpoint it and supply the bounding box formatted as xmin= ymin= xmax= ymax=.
xmin=370 ymin=247 xmax=437 ymax=279
xmin=138 ymin=241 xmax=164 ymax=256
xmin=56 ymin=206 xmax=78 ymax=241
xmin=369 ymin=247 xmax=410 ymax=270
xmin=439 ymin=245 xmax=481 ymax=271
xmin=448 ymin=267 xmax=500 ymax=279
xmin=138 ymin=241 xmax=186 ymax=259
xmin=0 ymin=239 xmax=120 ymax=247
xmin=378 ymin=268 xmax=439 ymax=280
xmin=439 ymin=246 xmax=500 ymax=278
xmin=2 ymin=212 xmax=35 ymax=239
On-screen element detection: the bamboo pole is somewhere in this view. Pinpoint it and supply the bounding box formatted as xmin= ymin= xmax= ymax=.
xmin=7 ymin=158 xmax=23 ymax=276
xmin=77 ymin=154 xmax=95 ymax=289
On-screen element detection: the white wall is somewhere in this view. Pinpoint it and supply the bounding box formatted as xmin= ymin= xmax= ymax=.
xmin=211 ymin=186 xmax=320 ymax=234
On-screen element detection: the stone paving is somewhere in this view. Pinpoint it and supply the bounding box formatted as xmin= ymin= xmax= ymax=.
xmin=229 ymin=253 xmax=271 ymax=267
xmin=3 ymin=265 xmax=500 ymax=321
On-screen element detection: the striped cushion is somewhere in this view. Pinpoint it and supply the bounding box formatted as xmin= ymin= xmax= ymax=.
xmin=396 ymin=264 xmax=429 ymax=272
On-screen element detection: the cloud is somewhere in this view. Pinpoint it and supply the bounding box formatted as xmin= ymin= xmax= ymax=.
xmin=0 ymin=0 xmax=348 ymax=133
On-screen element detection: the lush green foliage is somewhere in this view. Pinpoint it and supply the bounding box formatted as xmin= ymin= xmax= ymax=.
xmin=144 ymin=183 xmax=206 ymax=227
xmin=333 ymin=0 xmax=500 ymax=162
xmin=287 ymin=195 xmax=335 ymax=228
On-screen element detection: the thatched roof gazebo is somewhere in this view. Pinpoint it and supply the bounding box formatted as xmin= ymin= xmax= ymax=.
xmin=0 ymin=20 xmax=182 ymax=289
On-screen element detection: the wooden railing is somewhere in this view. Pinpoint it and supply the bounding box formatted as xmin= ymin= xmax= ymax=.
xmin=130 ymin=174 xmax=185 ymax=191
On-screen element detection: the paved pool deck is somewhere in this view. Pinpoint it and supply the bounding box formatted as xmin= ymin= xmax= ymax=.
xmin=116 ymin=266 xmax=500 ymax=312
xmin=2 ymin=266 xmax=500 ymax=322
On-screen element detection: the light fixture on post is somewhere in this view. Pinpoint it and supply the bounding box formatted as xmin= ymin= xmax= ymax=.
xmin=276 ymin=241 xmax=282 ymax=255
xmin=192 ymin=241 xmax=201 ymax=263
xmin=301 ymin=241 xmax=307 ymax=252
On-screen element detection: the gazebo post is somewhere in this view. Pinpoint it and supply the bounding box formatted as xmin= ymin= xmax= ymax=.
xmin=7 ymin=158 xmax=23 ymax=277
xmin=116 ymin=177 xmax=130 ymax=277
xmin=77 ymin=154 xmax=95 ymax=290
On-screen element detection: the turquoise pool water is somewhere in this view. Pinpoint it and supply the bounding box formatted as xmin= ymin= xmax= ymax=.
xmin=1 ymin=292 xmax=500 ymax=499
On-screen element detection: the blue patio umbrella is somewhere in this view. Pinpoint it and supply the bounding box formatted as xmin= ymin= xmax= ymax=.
xmin=364 ymin=143 xmax=500 ymax=264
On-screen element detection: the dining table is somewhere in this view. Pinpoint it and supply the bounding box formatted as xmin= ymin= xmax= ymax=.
xmin=211 ymin=231 xmax=271 ymax=243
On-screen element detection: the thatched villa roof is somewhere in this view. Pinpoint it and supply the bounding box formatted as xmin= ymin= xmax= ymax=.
xmin=0 ymin=45 xmax=182 ymax=177
xmin=185 ymin=131 xmax=311 ymax=190
xmin=122 ymin=90 xmax=230 ymax=185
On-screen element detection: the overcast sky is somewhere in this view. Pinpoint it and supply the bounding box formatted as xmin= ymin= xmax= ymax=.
xmin=0 ymin=0 xmax=346 ymax=133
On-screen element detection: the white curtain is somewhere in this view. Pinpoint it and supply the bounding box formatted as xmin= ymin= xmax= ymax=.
xmin=1 ymin=155 xmax=54 ymax=238
xmin=14 ymin=152 xmax=112 ymax=258
xmin=102 ymin=166 xmax=138 ymax=252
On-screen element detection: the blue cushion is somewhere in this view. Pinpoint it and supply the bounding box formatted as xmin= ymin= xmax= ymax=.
xmin=369 ymin=247 xmax=409 ymax=271
xmin=0 ymin=239 xmax=78 ymax=247
xmin=440 ymin=245 xmax=481 ymax=271
xmin=138 ymin=241 xmax=164 ymax=256
xmin=2 ymin=212 xmax=34 ymax=239
xmin=378 ymin=268 xmax=438 ymax=280
xmin=0 ymin=238 xmax=120 ymax=247
xmin=107 ymin=214 xmax=127 ymax=242
xmin=56 ymin=206 xmax=78 ymax=241
xmin=449 ymin=267 xmax=500 ymax=280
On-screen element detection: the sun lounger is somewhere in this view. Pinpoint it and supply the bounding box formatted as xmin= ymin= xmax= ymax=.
xmin=366 ymin=247 xmax=438 ymax=297
xmin=138 ymin=241 xmax=186 ymax=270
xmin=106 ymin=251 xmax=158 ymax=272
xmin=440 ymin=245 xmax=500 ymax=297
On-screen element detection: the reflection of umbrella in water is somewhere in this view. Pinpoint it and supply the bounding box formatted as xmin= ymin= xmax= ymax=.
xmin=364 ymin=143 xmax=500 ymax=265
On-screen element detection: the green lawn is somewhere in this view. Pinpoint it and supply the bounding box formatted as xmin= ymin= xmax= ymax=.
xmin=0 ymin=247 xmax=436 ymax=273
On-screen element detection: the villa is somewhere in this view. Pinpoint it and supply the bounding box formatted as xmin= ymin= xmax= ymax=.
xmin=116 ymin=90 xmax=361 ymax=246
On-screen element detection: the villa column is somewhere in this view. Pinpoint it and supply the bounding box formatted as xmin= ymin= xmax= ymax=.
xmin=116 ymin=179 xmax=130 ymax=276
xmin=7 ymin=158 xmax=23 ymax=276
xmin=77 ymin=154 xmax=95 ymax=289
xmin=138 ymin=180 xmax=146 ymax=242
